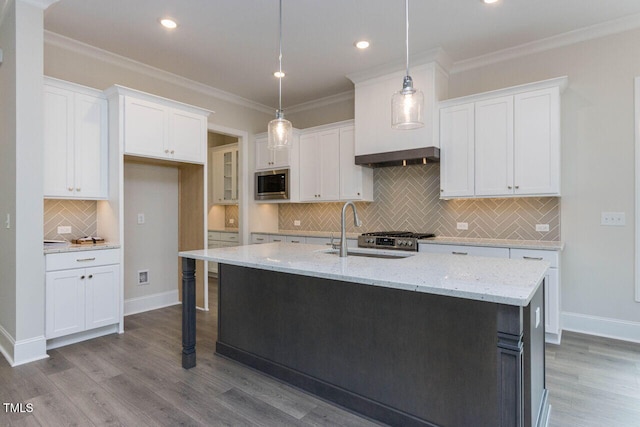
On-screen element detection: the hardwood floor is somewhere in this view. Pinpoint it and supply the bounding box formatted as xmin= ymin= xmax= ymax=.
xmin=1 ymin=279 xmax=639 ymax=426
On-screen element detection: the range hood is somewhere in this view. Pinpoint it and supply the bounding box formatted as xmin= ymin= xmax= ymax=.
xmin=347 ymin=49 xmax=450 ymax=168
xmin=355 ymin=146 xmax=439 ymax=167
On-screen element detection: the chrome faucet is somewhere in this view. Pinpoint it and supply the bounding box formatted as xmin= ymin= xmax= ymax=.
xmin=340 ymin=201 xmax=362 ymax=257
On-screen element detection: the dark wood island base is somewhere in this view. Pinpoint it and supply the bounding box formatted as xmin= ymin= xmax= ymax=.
xmin=181 ymin=260 xmax=549 ymax=427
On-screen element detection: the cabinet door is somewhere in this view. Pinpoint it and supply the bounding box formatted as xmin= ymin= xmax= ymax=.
xmin=475 ymin=96 xmax=514 ymax=197
xmin=545 ymin=268 xmax=560 ymax=338
xmin=418 ymin=243 xmax=509 ymax=258
xmin=85 ymin=264 xmax=120 ymax=330
xmin=439 ymin=103 xmax=475 ymax=198
xmin=222 ymin=149 xmax=238 ymax=202
xmin=210 ymin=150 xmax=225 ymax=204
xmin=123 ymin=96 xmax=169 ymax=159
xmin=169 ymin=108 xmax=206 ymax=164
xmin=299 ymin=133 xmax=321 ymax=201
xmin=74 ymin=93 xmax=108 ymax=199
xmin=46 ymin=269 xmax=85 ymax=339
xmin=255 ymin=136 xmax=290 ymax=170
xmin=339 ymin=126 xmax=369 ymax=200
xmin=514 ymin=87 xmax=560 ymax=196
xmin=43 ymin=84 xmax=75 ymax=198
xmin=318 ymin=130 xmax=340 ymax=201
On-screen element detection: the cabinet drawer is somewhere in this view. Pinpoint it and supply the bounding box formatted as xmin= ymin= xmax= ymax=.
xmin=268 ymin=235 xmax=286 ymax=243
xmin=46 ymin=249 xmax=120 ymax=272
xmin=510 ymin=249 xmax=558 ymax=268
xmin=305 ymin=236 xmax=332 ymax=246
xmin=208 ymin=231 xmax=221 ymax=240
xmin=251 ymin=234 xmax=269 ymax=244
xmin=220 ymin=242 xmax=238 ymax=248
xmin=419 ymin=244 xmax=509 ymax=258
xmin=285 ymin=236 xmax=306 ymax=244
xmin=219 ymin=232 xmax=239 ymax=243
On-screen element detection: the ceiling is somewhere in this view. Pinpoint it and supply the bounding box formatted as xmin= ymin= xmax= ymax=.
xmin=44 ymin=0 xmax=640 ymax=110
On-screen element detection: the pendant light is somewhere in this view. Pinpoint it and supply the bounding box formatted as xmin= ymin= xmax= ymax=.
xmin=267 ymin=0 xmax=293 ymax=150
xmin=391 ymin=0 xmax=424 ymax=129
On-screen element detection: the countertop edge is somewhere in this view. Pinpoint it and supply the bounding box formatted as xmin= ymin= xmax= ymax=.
xmin=44 ymin=244 xmax=121 ymax=254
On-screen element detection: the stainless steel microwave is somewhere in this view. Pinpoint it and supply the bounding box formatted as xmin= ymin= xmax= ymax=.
xmin=255 ymin=169 xmax=289 ymax=200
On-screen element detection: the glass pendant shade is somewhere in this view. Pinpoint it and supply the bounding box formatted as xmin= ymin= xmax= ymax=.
xmin=267 ymin=111 xmax=293 ymax=150
xmin=392 ymin=76 xmax=424 ymax=129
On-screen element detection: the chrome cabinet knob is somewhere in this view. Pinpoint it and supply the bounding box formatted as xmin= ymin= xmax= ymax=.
xmin=165 ymin=149 xmax=169 ymax=153
xmin=68 ymin=187 xmax=74 ymax=191
xmin=76 ymin=187 xmax=81 ymax=191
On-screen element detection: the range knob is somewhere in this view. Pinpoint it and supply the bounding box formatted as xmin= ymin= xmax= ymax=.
xmin=398 ymin=240 xmax=405 ymax=246
xmin=407 ymin=241 xmax=413 ymax=246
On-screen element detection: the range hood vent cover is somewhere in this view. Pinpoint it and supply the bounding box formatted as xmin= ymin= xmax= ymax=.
xmin=355 ymin=146 xmax=439 ymax=168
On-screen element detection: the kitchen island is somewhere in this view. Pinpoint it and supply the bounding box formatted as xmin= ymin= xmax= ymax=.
xmin=179 ymin=243 xmax=550 ymax=427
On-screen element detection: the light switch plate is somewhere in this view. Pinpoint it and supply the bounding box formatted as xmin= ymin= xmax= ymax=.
xmin=137 ymin=213 xmax=145 ymax=225
xmin=601 ymin=212 xmax=625 ymax=226
xmin=294 ymin=220 xmax=301 ymax=226
xmin=57 ymin=226 xmax=71 ymax=234
xmin=456 ymin=222 xmax=468 ymax=230
xmin=535 ymin=224 xmax=550 ymax=232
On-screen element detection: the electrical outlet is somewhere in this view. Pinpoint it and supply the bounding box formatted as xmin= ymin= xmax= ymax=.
xmin=601 ymin=212 xmax=626 ymax=226
xmin=137 ymin=213 xmax=145 ymax=225
xmin=229 ymin=218 xmax=235 ymax=224
xmin=137 ymin=270 xmax=149 ymax=285
xmin=456 ymin=222 xmax=468 ymax=230
xmin=294 ymin=220 xmax=301 ymax=226
xmin=535 ymin=224 xmax=550 ymax=232
xmin=57 ymin=226 xmax=72 ymax=234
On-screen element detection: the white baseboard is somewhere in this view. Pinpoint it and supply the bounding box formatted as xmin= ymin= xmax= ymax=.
xmin=0 ymin=324 xmax=48 ymax=367
xmin=562 ymin=311 xmax=640 ymax=344
xmin=124 ymin=290 xmax=180 ymax=316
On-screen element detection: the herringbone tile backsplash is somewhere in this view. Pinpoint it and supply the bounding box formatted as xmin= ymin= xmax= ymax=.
xmin=44 ymin=200 xmax=98 ymax=241
xmin=279 ymin=164 xmax=560 ymax=241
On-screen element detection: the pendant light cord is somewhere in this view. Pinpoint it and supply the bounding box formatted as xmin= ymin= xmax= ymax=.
xmin=405 ymin=0 xmax=409 ymax=77
xmin=278 ymin=0 xmax=283 ymax=113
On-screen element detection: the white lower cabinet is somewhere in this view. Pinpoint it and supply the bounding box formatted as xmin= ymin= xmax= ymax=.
xmin=419 ymin=243 xmax=561 ymax=343
xmin=208 ymin=231 xmax=239 ymax=275
xmin=45 ymin=249 xmax=120 ymax=340
xmin=510 ymin=248 xmax=561 ymax=344
xmin=418 ymin=243 xmax=509 ymax=258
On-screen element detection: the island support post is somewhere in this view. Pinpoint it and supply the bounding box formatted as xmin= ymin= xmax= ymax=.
xmin=181 ymin=257 xmax=196 ymax=369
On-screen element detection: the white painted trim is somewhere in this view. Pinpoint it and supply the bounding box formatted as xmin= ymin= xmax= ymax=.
xmin=452 ymin=13 xmax=640 ymax=74
xmin=0 ymin=323 xmax=15 ymax=366
xmin=13 ymin=336 xmax=48 ymax=366
xmin=46 ymin=324 xmax=118 ymax=350
xmin=287 ymin=91 xmax=354 ymax=114
xmin=44 ymin=31 xmax=274 ymax=115
xmin=124 ymin=290 xmax=180 ymax=316
xmin=562 ymin=311 xmax=640 ymax=344
xmin=636 ymin=76 xmax=640 ymax=303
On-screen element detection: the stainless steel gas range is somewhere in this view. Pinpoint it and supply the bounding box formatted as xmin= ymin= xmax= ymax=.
xmin=357 ymin=231 xmax=435 ymax=252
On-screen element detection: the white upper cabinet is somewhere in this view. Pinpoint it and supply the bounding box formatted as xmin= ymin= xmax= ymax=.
xmin=44 ymin=77 xmax=108 ymax=200
xmin=338 ymin=126 xmax=373 ymax=201
xmin=255 ymin=136 xmax=291 ymax=170
xmin=439 ymin=103 xmax=475 ymax=198
xmin=513 ymin=88 xmax=561 ymax=196
xmin=209 ymin=144 xmax=238 ymax=205
xmin=299 ymin=129 xmax=340 ymax=202
xmin=438 ymin=76 xmax=567 ymax=199
xmin=475 ymin=96 xmax=514 ymax=196
xmin=347 ymin=56 xmax=449 ymax=162
xmin=106 ymin=85 xmax=210 ymax=164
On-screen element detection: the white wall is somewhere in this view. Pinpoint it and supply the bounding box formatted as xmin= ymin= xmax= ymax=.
xmin=123 ymin=162 xmax=179 ymax=308
xmin=0 ymin=0 xmax=49 ymax=366
xmin=448 ymin=28 xmax=640 ymax=340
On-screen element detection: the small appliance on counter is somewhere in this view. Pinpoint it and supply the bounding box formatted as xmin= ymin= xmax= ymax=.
xmin=358 ymin=231 xmax=435 ymax=251
xmin=72 ymin=236 xmax=105 ymax=245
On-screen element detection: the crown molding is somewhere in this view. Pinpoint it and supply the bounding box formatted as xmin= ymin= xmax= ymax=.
xmin=44 ymin=30 xmax=275 ymax=115
xmin=286 ymin=90 xmax=354 ymax=115
xmin=20 ymin=0 xmax=58 ymax=9
xmin=451 ymin=12 xmax=640 ymax=74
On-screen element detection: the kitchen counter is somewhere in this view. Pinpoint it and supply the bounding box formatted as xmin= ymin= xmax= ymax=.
xmin=179 ymin=243 xmax=549 ymax=426
xmin=421 ymin=236 xmax=564 ymax=251
xmin=180 ymin=242 xmax=548 ymax=306
xmin=43 ymin=242 xmax=121 ymax=254
xmin=253 ymin=229 xmax=361 ymax=239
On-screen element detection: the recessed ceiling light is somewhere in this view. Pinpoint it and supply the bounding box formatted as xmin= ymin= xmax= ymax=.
xmin=483 ymin=0 xmax=499 ymax=4
xmin=355 ymin=40 xmax=370 ymax=49
xmin=160 ymin=18 xmax=178 ymax=29
xmin=274 ymin=71 xmax=285 ymax=78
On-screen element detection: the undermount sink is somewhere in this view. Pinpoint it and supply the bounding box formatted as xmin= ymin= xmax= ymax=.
xmin=319 ymin=248 xmax=414 ymax=260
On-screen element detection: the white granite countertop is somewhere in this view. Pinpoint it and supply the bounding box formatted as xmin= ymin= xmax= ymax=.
xmin=253 ymin=230 xmax=361 ymax=239
xmin=44 ymin=243 xmax=121 ymax=254
xmin=180 ymin=243 xmax=548 ymax=306
xmin=419 ymin=236 xmax=564 ymax=251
